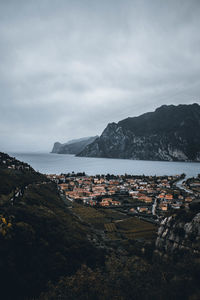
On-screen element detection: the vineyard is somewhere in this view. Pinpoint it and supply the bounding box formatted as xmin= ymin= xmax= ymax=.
xmin=104 ymin=223 xmax=117 ymax=232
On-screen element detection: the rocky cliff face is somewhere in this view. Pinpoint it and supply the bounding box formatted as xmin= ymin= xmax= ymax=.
xmin=52 ymin=142 xmax=62 ymax=153
xmin=51 ymin=136 xmax=98 ymax=155
xmin=77 ymin=103 xmax=200 ymax=161
xmin=155 ymin=207 xmax=200 ymax=258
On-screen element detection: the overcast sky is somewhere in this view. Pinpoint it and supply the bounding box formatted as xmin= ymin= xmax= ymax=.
xmin=0 ymin=0 xmax=200 ymax=152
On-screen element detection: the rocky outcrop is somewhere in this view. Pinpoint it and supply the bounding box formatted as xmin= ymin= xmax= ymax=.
xmin=51 ymin=136 xmax=98 ymax=155
xmin=155 ymin=208 xmax=200 ymax=258
xmin=77 ymin=103 xmax=200 ymax=161
xmin=52 ymin=142 xmax=62 ymax=153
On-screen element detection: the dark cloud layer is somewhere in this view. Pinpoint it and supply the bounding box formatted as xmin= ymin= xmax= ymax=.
xmin=0 ymin=0 xmax=200 ymax=151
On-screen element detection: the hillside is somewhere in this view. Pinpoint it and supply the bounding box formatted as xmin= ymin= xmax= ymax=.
xmin=51 ymin=136 xmax=98 ymax=154
xmin=77 ymin=103 xmax=200 ymax=161
xmin=0 ymin=152 xmax=46 ymax=200
xmin=41 ymin=205 xmax=200 ymax=300
xmin=0 ymin=152 xmax=200 ymax=299
xmin=0 ymin=153 xmax=104 ymax=299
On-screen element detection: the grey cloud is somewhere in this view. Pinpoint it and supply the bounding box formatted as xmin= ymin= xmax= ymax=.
xmin=0 ymin=0 xmax=200 ymax=151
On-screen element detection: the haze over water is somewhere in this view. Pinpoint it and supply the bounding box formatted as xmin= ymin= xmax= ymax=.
xmin=10 ymin=152 xmax=200 ymax=179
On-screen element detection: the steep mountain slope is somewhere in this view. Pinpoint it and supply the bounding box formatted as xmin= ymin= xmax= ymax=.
xmin=51 ymin=136 xmax=98 ymax=154
xmin=0 ymin=153 xmax=104 ymax=299
xmin=77 ymin=103 xmax=200 ymax=161
xmin=156 ymin=202 xmax=200 ymax=257
xmin=41 ymin=205 xmax=200 ymax=300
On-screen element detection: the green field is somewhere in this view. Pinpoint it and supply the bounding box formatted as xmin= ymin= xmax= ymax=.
xmin=71 ymin=204 xmax=107 ymax=230
xmin=115 ymin=217 xmax=156 ymax=240
xmin=71 ymin=204 xmax=156 ymax=241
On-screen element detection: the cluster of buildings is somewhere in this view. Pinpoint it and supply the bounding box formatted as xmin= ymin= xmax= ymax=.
xmin=47 ymin=173 xmax=195 ymax=217
xmin=0 ymin=153 xmax=31 ymax=171
xmin=184 ymin=177 xmax=200 ymax=195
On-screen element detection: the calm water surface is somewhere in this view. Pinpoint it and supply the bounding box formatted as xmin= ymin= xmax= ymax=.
xmin=9 ymin=152 xmax=200 ymax=178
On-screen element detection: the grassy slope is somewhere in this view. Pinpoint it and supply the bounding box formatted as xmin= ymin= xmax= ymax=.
xmin=0 ymin=167 xmax=46 ymax=199
xmin=0 ymin=160 xmax=104 ymax=299
xmin=71 ymin=204 xmax=156 ymax=241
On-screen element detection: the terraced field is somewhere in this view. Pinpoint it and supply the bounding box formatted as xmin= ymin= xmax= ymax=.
xmin=71 ymin=204 xmax=156 ymax=241
xmin=104 ymin=223 xmax=117 ymax=232
xmin=116 ymin=217 xmax=156 ymax=240
xmin=99 ymin=209 xmax=129 ymax=221
xmin=71 ymin=204 xmax=107 ymax=230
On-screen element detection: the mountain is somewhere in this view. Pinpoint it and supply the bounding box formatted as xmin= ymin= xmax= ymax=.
xmin=77 ymin=103 xmax=200 ymax=161
xmin=0 ymin=152 xmax=103 ymax=299
xmin=43 ymin=204 xmax=200 ymax=300
xmin=156 ymin=202 xmax=200 ymax=258
xmin=51 ymin=136 xmax=98 ymax=154
xmin=1 ymin=152 xmax=200 ymax=299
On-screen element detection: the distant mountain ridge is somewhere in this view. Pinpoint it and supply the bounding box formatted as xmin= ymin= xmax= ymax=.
xmin=51 ymin=136 xmax=98 ymax=154
xmin=77 ymin=103 xmax=200 ymax=161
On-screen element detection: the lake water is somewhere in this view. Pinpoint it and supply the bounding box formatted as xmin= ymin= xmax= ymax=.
xmin=9 ymin=152 xmax=200 ymax=179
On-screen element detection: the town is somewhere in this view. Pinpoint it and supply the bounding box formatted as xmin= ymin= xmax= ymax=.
xmin=47 ymin=172 xmax=200 ymax=223
xmin=1 ymin=152 xmax=199 ymax=224
xmin=0 ymin=152 xmax=32 ymax=171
